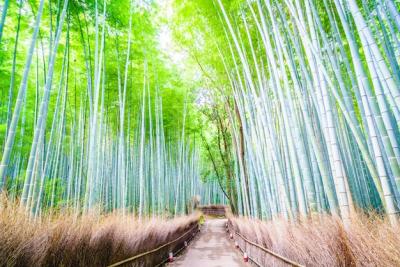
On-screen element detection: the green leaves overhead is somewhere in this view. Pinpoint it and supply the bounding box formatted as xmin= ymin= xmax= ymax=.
xmin=169 ymin=0 xmax=400 ymax=224
xmin=0 ymin=0 xmax=226 ymax=216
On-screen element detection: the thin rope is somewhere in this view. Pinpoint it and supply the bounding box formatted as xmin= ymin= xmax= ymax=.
xmin=233 ymin=229 xmax=304 ymax=267
xmin=108 ymin=223 xmax=199 ymax=267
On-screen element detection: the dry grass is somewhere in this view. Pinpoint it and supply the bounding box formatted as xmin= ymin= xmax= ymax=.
xmin=0 ymin=197 xmax=199 ymax=267
xmin=227 ymin=212 xmax=400 ymax=266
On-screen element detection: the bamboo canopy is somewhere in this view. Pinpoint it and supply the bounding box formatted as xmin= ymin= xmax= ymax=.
xmin=0 ymin=0 xmax=399 ymax=227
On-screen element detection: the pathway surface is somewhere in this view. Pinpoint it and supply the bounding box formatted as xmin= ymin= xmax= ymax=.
xmin=169 ymin=219 xmax=246 ymax=267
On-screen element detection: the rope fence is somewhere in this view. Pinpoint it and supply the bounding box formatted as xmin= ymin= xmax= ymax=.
xmin=227 ymin=221 xmax=304 ymax=267
xmin=108 ymin=222 xmax=200 ymax=267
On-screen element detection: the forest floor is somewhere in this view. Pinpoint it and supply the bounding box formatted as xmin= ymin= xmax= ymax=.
xmin=169 ymin=219 xmax=246 ymax=267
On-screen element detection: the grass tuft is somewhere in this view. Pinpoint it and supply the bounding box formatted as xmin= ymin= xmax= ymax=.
xmin=228 ymin=212 xmax=400 ymax=266
xmin=0 ymin=197 xmax=199 ymax=267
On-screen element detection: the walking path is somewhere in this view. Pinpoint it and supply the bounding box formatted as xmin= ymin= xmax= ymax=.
xmin=169 ymin=219 xmax=246 ymax=267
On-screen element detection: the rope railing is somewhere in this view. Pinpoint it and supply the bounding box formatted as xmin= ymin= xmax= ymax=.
xmin=108 ymin=223 xmax=200 ymax=267
xmin=227 ymin=222 xmax=304 ymax=267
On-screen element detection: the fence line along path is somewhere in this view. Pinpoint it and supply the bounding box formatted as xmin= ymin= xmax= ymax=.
xmin=169 ymin=219 xmax=246 ymax=267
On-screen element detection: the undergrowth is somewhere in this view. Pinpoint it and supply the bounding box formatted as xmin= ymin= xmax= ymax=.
xmin=0 ymin=196 xmax=199 ymax=267
xmin=228 ymin=211 xmax=400 ymax=266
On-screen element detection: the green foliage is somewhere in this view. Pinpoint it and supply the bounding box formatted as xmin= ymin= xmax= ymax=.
xmin=0 ymin=0 xmax=203 ymax=149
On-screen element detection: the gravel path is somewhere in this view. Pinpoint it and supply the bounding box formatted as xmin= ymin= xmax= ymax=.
xmin=169 ymin=219 xmax=246 ymax=267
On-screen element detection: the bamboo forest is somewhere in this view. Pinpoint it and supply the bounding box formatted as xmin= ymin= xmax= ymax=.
xmin=0 ymin=0 xmax=400 ymax=266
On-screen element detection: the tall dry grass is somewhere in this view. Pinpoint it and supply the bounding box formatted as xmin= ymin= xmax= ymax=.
xmin=0 ymin=196 xmax=199 ymax=267
xmin=228 ymin=212 xmax=400 ymax=266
